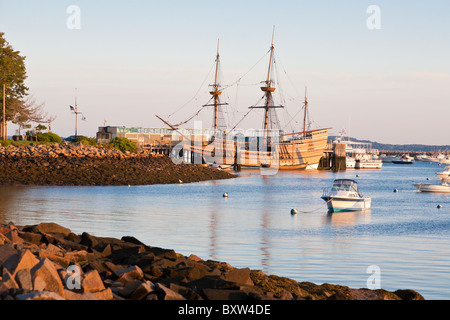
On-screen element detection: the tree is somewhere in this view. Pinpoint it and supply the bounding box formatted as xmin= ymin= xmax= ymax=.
xmin=10 ymin=96 xmax=55 ymax=135
xmin=1 ymin=32 xmax=29 ymax=139
xmin=1 ymin=33 xmax=56 ymax=139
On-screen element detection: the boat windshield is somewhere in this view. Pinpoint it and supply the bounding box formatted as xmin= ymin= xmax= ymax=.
xmin=331 ymin=179 xmax=359 ymax=193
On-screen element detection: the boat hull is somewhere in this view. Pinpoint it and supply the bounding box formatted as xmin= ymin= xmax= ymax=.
xmin=321 ymin=196 xmax=371 ymax=212
xmin=183 ymin=128 xmax=329 ymax=170
xmin=355 ymin=160 xmax=383 ymax=169
xmin=413 ymin=184 xmax=450 ymax=193
xmin=392 ymin=160 xmax=414 ymax=165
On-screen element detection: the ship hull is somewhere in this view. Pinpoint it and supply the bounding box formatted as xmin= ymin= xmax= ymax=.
xmin=182 ymin=128 xmax=329 ymax=170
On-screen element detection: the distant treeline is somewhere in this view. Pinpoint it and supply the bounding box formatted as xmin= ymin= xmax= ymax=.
xmin=328 ymin=136 xmax=450 ymax=152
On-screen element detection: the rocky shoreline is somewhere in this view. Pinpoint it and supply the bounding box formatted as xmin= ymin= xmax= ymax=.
xmin=0 ymin=143 xmax=235 ymax=186
xmin=0 ymin=222 xmax=425 ymax=301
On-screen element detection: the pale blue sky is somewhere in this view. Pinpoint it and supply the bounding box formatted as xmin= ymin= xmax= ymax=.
xmin=1 ymin=0 xmax=449 ymax=144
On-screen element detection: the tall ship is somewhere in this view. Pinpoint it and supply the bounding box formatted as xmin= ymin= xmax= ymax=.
xmin=158 ymin=30 xmax=329 ymax=170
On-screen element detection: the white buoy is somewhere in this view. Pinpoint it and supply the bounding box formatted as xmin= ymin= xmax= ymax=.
xmin=223 ymin=192 xmax=229 ymax=198
xmin=394 ymin=189 xmax=399 ymax=193
xmin=437 ymin=205 xmax=443 ymax=209
xmin=291 ymin=208 xmax=298 ymax=215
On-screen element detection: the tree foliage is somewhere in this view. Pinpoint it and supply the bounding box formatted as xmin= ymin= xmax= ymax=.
xmin=109 ymin=137 xmax=138 ymax=153
xmin=0 ymin=32 xmax=29 ymax=122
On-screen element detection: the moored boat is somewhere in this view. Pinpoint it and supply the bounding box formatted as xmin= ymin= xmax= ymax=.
xmin=414 ymin=181 xmax=450 ymax=193
xmin=392 ymin=155 xmax=415 ymax=164
xmin=159 ymin=29 xmax=329 ymax=170
xmin=437 ymin=165 xmax=450 ymax=181
xmin=321 ymin=179 xmax=371 ymax=212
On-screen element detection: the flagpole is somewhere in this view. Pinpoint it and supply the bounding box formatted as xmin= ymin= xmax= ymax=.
xmin=75 ymin=88 xmax=78 ymax=137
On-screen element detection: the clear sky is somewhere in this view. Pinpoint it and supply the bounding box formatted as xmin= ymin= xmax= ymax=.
xmin=1 ymin=0 xmax=449 ymax=145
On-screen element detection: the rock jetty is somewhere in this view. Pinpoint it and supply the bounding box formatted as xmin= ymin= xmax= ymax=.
xmin=0 ymin=222 xmax=425 ymax=300
xmin=0 ymin=143 xmax=235 ymax=186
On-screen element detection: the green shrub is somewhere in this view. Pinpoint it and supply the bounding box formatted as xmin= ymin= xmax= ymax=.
xmin=77 ymin=136 xmax=98 ymax=146
xmin=109 ymin=137 xmax=138 ymax=153
xmin=36 ymin=132 xmax=63 ymax=143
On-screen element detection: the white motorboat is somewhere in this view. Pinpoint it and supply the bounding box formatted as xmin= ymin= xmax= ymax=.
xmin=414 ymin=168 xmax=450 ymax=193
xmin=414 ymin=180 xmax=450 ymax=193
xmin=321 ymin=179 xmax=371 ymax=212
xmin=437 ymin=165 xmax=450 ymax=181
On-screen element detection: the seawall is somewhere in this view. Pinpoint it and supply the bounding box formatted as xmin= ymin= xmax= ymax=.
xmin=0 ymin=143 xmax=235 ymax=186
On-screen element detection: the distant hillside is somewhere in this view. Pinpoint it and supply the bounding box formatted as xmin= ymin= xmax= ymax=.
xmin=328 ymin=136 xmax=450 ymax=152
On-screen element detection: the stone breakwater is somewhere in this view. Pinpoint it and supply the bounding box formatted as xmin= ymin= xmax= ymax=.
xmin=0 ymin=143 xmax=235 ymax=186
xmin=0 ymin=222 xmax=425 ymax=300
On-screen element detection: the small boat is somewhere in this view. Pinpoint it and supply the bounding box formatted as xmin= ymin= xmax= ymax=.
xmin=380 ymin=154 xmax=399 ymax=163
xmin=436 ymin=165 xmax=450 ymax=181
xmin=392 ymin=155 xmax=415 ymax=164
xmin=321 ymin=179 xmax=371 ymax=212
xmin=414 ymin=180 xmax=450 ymax=193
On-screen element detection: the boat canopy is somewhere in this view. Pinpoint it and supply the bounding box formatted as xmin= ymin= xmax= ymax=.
xmin=332 ymin=179 xmax=359 ymax=192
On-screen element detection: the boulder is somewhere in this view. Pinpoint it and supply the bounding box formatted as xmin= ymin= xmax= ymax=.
xmin=0 ymin=244 xmax=17 ymax=264
xmin=15 ymin=268 xmax=33 ymax=291
xmin=64 ymin=289 xmax=100 ymax=300
xmin=81 ymin=269 xmax=105 ymax=293
xmin=31 ymin=258 xmax=65 ymax=298
xmin=221 ymin=268 xmax=254 ymax=286
xmin=394 ymin=289 xmax=425 ymax=300
xmin=115 ymin=265 xmax=144 ymax=284
xmin=155 ymin=283 xmax=186 ymax=300
xmin=24 ymin=223 xmax=72 ymax=237
xmin=3 ymin=249 xmax=41 ymax=277
xmin=91 ymin=288 xmax=114 ymax=300
xmin=130 ymin=281 xmax=156 ymax=300
xmin=16 ymin=290 xmax=65 ymax=300
xmin=0 ymin=269 xmax=19 ymax=289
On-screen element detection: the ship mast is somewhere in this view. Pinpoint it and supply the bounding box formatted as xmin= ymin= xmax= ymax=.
xmin=204 ymin=39 xmax=228 ymax=141
xmin=249 ymin=26 xmax=283 ymax=144
xmin=303 ymin=86 xmax=308 ymax=137
xmin=212 ymin=39 xmax=221 ymax=134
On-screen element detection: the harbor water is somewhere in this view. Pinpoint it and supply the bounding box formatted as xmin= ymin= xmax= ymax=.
xmin=1 ymin=161 xmax=449 ymax=300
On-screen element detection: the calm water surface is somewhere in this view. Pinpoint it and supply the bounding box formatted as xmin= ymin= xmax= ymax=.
xmin=1 ymin=161 xmax=449 ymax=299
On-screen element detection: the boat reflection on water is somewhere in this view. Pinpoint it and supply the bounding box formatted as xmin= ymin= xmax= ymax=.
xmin=324 ymin=210 xmax=372 ymax=226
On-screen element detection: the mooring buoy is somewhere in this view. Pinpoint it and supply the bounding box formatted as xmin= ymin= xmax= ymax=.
xmin=437 ymin=204 xmax=443 ymax=209
xmin=223 ymin=193 xmax=229 ymax=198
xmin=291 ymin=208 xmax=298 ymax=215
xmin=394 ymin=189 xmax=399 ymax=193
